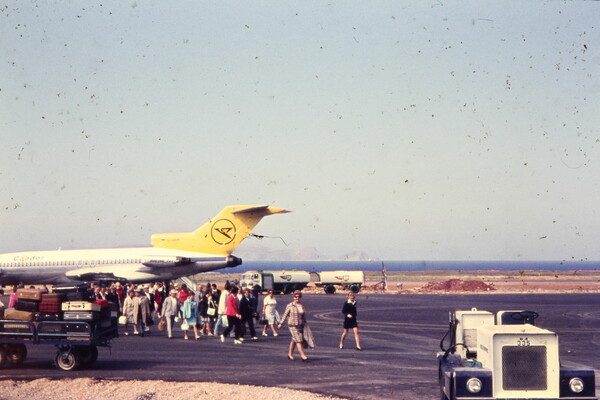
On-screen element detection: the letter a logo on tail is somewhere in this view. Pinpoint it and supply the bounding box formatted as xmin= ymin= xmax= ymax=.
xmin=212 ymin=219 xmax=236 ymax=245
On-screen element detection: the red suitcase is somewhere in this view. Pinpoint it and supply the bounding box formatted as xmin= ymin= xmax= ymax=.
xmin=39 ymin=301 xmax=61 ymax=313
xmin=94 ymin=299 xmax=109 ymax=309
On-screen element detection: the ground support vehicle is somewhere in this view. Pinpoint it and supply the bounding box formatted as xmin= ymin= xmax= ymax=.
xmin=438 ymin=308 xmax=596 ymax=400
xmin=0 ymin=319 xmax=118 ymax=371
xmin=315 ymin=271 xmax=364 ymax=294
xmin=240 ymin=270 xmax=311 ymax=294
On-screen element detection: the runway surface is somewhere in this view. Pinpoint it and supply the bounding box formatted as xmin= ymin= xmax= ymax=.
xmin=1 ymin=293 xmax=599 ymax=399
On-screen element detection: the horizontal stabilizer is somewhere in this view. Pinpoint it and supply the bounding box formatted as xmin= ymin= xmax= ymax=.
xmin=231 ymin=205 xmax=290 ymax=215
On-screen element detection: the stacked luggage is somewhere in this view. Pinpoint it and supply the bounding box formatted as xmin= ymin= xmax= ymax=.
xmin=5 ymin=287 xmax=44 ymax=322
xmin=2 ymin=284 xmax=118 ymax=335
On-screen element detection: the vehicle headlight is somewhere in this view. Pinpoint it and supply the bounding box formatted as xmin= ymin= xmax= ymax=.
xmin=466 ymin=377 xmax=482 ymax=393
xmin=569 ymin=377 xmax=584 ymax=393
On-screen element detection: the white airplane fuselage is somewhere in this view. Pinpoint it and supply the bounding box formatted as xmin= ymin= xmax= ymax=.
xmin=0 ymin=205 xmax=288 ymax=285
xmin=0 ymin=247 xmax=241 ymax=285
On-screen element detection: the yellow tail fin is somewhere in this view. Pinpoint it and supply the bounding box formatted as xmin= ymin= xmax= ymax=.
xmin=150 ymin=205 xmax=290 ymax=255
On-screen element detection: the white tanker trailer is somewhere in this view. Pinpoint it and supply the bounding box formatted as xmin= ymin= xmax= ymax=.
xmin=315 ymin=270 xmax=364 ymax=294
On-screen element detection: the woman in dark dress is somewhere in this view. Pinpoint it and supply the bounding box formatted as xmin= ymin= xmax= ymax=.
xmin=339 ymin=292 xmax=361 ymax=350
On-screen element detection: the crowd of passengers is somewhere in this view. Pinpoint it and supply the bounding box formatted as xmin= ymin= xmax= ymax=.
xmin=94 ymin=280 xmax=274 ymax=343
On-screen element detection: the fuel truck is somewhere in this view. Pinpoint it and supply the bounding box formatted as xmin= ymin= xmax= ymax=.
xmin=239 ymin=270 xmax=311 ymax=294
xmin=438 ymin=308 xmax=596 ymax=400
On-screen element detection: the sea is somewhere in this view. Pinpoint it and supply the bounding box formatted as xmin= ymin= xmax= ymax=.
xmin=234 ymin=260 xmax=600 ymax=273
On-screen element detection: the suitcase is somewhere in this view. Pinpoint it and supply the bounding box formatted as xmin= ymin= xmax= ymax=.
xmin=4 ymin=308 xmax=34 ymax=321
xmin=53 ymin=282 xmax=89 ymax=293
xmin=16 ymin=288 xmax=44 ymax=301
xmin=62 ymin=301 xmax=101 ymax=312
xmin=94 ymin=299 xmax=109 ymax=309
xmin=39 ymin=301 xmax=61 ymax=313
xmin=63 ymin=311 xmax=100 ymax=321
xmin=34 ymin=312 xmax=63 ymax=322
xmin=100 ymin=308 xmax=111 ymax=320
xmin=66 ymin=291 xmax=95 ymax=301
xmin=41 ymin=293 xmax=66 ymax=302
xmin=14 ymin=300 xmax=39 ymax=312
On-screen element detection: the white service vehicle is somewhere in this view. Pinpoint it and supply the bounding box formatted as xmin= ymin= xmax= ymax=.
xmin=240 ymin=270 xmax=310 ymax=294
xmin=316 ymin=270 xmax=364 ymax=294
xmin=438 ymin=308 xmax=596 ymax=400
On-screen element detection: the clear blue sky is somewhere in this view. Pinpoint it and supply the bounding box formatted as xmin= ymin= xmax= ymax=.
xmin=1 ymin=1 xmax=599 ymax=261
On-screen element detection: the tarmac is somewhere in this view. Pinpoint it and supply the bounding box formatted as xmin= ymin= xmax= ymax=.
xmin=1 ymin=293 xmax=599 ymax=400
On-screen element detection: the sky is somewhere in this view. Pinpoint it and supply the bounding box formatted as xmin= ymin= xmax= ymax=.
xmin=1 ymin=1 xmax=599 ymax=262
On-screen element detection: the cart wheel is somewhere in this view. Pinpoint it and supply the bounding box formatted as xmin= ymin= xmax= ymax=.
xmin=0 ymin=345 xmax=7 ymax=369
xmin=75 ymin=346 xmax=98 ymax=367
xmin=6 ymin=344 xmax=27 ymax=365
xmin=55 ymin=349 xmax=79 ymax=371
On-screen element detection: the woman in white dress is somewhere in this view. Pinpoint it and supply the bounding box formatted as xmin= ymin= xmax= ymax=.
xmin=261 ymin=289 xmax=280 ymax=336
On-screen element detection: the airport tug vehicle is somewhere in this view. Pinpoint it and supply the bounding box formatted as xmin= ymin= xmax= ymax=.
xmin=438 ymin=308 xmax=596 ymax=400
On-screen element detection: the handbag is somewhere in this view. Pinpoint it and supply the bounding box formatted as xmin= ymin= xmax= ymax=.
xmin=207 ymin=307 xmax=216 ymax=316
xmin=158 ymin=317 xmax=166 ymax=332
xmin=181 ymin=320 xmax=189 ymax=330
xmin=259 ymin=314 xmax=268 ymax=325
xmin=118 ymin=315 xmax=127 ymax=325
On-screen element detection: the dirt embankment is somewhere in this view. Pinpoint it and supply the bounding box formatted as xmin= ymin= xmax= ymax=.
xmin=0 ymin=378 xmax=344 ymax=400
xmin=296 ymin=270 xmax=600 ymax=295
xmin=419 ymin=279 xmax=495 ymax=292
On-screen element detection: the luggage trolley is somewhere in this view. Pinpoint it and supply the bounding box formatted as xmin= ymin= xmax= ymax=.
xmin=0 ymin=318 xmax=118 ymax=371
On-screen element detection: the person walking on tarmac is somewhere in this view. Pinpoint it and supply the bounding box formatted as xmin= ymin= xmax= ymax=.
xmin=134 ymin=288 xmax=151 ymax=336
xmin=278 ymin=290 xmax=314 ymax=361
xmin=339 ymin=292 xmax=362 ymax=350
xmin=162 ymin=289 xmax=179 ymax=339
xmin=182 ymin=291 xmax=200 ymax=340
xmin=221 ymin=286 xmax=242 ymax=344
xmin=214 ymin=281 xmax=231 ymax=336
xmin=122 ymin=289 xmax=138 ymax=336
xmin=261 ymin=288 xmax=280 ymax=337
xmin=240 ymin=288 xmax=258 ymax=340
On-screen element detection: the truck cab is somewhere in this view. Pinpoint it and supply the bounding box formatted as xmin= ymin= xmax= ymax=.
xmin=438 ymin=308 xmax=596 ymax=400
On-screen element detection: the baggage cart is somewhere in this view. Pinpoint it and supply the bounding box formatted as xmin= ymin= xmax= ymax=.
xmin=0 ymin=318 xmax=118 ymax=371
